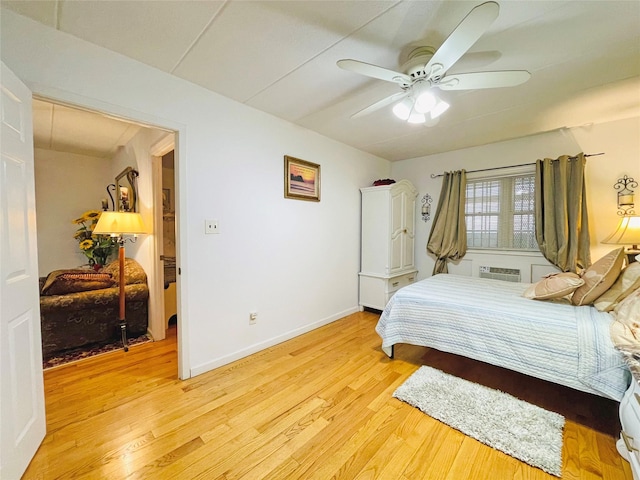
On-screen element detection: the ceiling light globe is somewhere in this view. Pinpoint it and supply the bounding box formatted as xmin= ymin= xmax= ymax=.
xmin=414 ymin=91 xmax=437 ymax=113
xmin=430 ymin=100 xmax=450 ymax=119
xmin=392 ymin=100 xmax=412 ymax=120
xmin=408 ymin=112 xmax=426 ymax=124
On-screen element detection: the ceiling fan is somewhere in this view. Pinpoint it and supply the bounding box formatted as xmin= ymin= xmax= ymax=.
xmin=337 ymin=1 xmax=530 ymax=124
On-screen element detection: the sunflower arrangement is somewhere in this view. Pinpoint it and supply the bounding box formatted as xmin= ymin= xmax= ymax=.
xmin=73 ymin=210 xmax=117 ymax=268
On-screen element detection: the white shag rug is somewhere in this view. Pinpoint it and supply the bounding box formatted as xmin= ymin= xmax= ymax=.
xmin=393 ymin=366 xmax=565 ymax=477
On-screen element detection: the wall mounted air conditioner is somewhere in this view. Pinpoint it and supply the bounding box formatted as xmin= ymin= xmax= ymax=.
xmin=479 ymin=266 xmax=521 ymax=283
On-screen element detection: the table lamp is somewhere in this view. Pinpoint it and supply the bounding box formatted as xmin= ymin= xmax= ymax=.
xmin=602 ymin=215 xmax=640 ymax=264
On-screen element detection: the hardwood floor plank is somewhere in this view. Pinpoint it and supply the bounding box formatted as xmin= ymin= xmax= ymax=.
xmin=129 ymin=436 xmax=206 ymax=479
xmin=329 ymin=407 xmax=411 ymax=479
xmin=564 ymin=422 xmax=584 ymax=480
xmin=23 ymin=312 xmax=631 ymax=480
xmin=351 ymin=432 xmax=405 ymax=480
xmin=598 ymin=430 xmax=632 ymax=479
xmin=444 ymin=438 xmax=494 ymax=480
xmin=410 ymin=427 xmax=467 ymax=480
xmin=302 ymin=403 xmax=398 ymax=480
xmin=215 ymin=416 xmax=330 ymax=480
xmin=287 ymin=400 xmax=378 ymax=478
xmin=578 ymin=425 xmax=605 ymax=478
xmin=466 ymin=446 xmax=522 ymax=480
xmin=261 ymin=457 xmax=300 ymax=480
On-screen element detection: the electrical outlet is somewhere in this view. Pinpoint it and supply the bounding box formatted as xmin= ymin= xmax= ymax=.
xmin=249 ymin=311 xmax=257 ymax=325
xmin=205 ymin=219 xmax=220 ymax=234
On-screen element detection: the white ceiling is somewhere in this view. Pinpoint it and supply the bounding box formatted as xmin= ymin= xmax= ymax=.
xmin=32 ymin=99 xmax=142 ymax=158
xmin=4 ymin=0 xmax=640 ymax=161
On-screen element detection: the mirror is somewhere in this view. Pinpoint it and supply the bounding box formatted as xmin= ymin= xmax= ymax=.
xmin=115 ymin=167 xmax=139 ymax=212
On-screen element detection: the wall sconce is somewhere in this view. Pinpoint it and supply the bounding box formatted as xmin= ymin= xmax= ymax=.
xmin=614 ymin=175 xmax=637 ymax=215
xmin=421 ymin=194 xmax=432 ymax=222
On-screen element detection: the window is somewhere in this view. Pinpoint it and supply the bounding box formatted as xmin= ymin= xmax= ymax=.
xmin=465 ymin=173 xmax=537 ymax=250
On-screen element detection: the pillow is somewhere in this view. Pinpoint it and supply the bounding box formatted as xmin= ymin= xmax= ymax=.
xmin=102 ymin=258 xmax=147 ymax=285
xmin=523 ymin=272 xmax=584 ymax=300
xmin=594 ymin=262 xmax=640 ymax=312
xmin=609 ymin=288 xmax=640 ymax=348
xmin=572 ymin=248 xmax=626 ymax=306
xmin=41 ymin=269 xmax=115 ymax=296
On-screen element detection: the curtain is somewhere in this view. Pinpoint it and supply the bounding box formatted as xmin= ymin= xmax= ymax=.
xmin=427 ymin=170 xmax=467 ymax=275
xmin=535 ymin=153 xmax=591 ymax=272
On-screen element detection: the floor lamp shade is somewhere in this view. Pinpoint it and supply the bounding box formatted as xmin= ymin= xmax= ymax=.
xmin=93 ymin=211 xmax=147 ymax=236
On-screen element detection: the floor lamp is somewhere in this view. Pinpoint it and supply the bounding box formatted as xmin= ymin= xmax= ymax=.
xmin=93 ymin=211 xmax=147 ymax=351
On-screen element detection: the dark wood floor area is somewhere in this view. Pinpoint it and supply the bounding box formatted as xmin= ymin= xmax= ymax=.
xmin=24 ymin=311 xmax=631 ymax=479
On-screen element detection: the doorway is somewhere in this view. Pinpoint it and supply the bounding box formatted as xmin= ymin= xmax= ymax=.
xmin=161 ymin=150 xmax=178 ymax=330
xmin=33 ymin=97 xmax=179 ymax=372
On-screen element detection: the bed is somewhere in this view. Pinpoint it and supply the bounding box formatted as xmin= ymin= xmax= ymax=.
xmin=375 ymin=273 xmax=630 ymax=401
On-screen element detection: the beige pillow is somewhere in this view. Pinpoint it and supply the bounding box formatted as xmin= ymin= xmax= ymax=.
xmin=609 ymin=288 xmax=640 ymax=348
xmin=572 ymin=248 xmax=626 ymax=306
xmin=594 ymin=262 xmax=640 ymax=312
xmin=523 ymin=272 xmax=584 ymax=300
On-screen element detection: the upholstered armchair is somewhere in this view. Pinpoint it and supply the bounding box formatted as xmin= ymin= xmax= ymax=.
xmin=39 ymin=258 xmax=149 ymax=359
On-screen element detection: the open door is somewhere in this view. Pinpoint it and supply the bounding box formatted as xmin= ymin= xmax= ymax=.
xmin=0 ymin=62 xmax=46 ymax=479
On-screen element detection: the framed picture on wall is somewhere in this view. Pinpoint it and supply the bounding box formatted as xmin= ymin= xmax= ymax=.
xmin=284 ymin=155 xmax=320 ymax=202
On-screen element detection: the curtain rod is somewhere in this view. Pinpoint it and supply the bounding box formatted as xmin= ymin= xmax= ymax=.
xmin=429 ymin=152 xmax=604 ymax=178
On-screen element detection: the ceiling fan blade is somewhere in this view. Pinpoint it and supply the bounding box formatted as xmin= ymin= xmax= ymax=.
xmin=425 ymin=1 xmax=499 ymax=79
xmin=437 ymin=70 xmax=531 ymax=90
xmin=337 ymin=59 xmax=412 ymax=86
xmin=351 ymin=91 xmax=409 ymax=119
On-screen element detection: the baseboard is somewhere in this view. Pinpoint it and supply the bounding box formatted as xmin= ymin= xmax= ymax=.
xmin=190 ymin=306 xmax=360 ymax=377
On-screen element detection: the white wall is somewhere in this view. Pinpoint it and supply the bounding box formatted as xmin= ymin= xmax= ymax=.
xmin=572 ymin=118 xmax=640 ymax=260
xmin=34 ymin=148 xmax=114 ymax=276
xmin=1 ymin=9 xmax=390 ymax=377
xmin=392 ymin=117 xmax=640 ymax=280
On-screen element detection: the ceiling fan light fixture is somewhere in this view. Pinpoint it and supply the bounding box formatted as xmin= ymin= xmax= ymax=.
xmin=393 ymin=98 xmax=426 ymax=124
xmin=430 ymin=100 xmax=450 ymax=119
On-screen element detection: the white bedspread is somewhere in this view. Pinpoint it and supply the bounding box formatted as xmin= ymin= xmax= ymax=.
xmin=376 ymin=274 xmax=630 ymax=400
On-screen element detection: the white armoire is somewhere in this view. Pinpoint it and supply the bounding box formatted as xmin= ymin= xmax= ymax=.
xmin=359 ymin=180 xmax=418 ymax=310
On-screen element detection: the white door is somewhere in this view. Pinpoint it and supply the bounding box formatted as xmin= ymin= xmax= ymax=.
xmin=0 ymin=62 xmax=46 ymax=479
xmin=389 ymin=189 xmax=403 ymax=273
xmin=402 ymin=191 xmax=415 ymax=270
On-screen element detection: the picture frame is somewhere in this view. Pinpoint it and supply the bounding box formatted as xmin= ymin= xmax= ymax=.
xmin=284 ymin=155 xmax=320 ymax=202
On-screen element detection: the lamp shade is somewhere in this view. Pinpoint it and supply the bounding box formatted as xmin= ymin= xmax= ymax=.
xmin=602 ymin=215 xmax=640 ymax=248
xmin=93 ymin=211 xmax=147 ymax=235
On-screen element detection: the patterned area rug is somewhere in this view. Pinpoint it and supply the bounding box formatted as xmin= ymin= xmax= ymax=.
xmin=393 ymin=366 xmax=565 ymax=477
xmin=43 ymin=334 xmax=152 ymax=369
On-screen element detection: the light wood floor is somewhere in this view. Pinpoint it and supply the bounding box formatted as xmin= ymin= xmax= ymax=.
xmin=25 ymin=311 xmax=631 ymax=479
